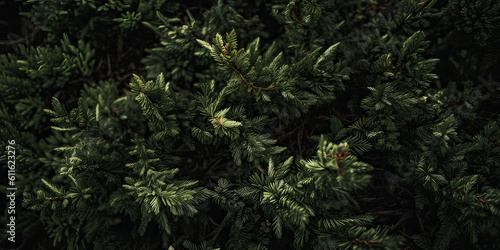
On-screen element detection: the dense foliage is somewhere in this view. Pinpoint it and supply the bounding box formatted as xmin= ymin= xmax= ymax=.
xmin=1 ymin=0 xmax=499 ymax=249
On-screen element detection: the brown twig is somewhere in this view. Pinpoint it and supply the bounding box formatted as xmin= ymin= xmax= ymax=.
xmin=214 ymin=116 xmax=223 ymax=125
xmin=0 ymin=37 xmax=26 ymax=45
xmin=417 ymin=213 xmax=425 ymax=233
xmin=351 ymin=238 xmax=378 ymax=247
xmin=231 ymin=65 xmax=251 ymax=89
xmin=479 ymin=198 xmax=491 ymax=204
xmin=231 ymin=65 xmax=275 ymax=92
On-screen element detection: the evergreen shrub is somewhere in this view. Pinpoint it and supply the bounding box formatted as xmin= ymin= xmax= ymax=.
xmin=1 ymin=0 xmax=499 ymax=249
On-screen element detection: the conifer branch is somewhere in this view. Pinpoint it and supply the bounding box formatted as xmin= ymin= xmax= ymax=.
xmin=230 ymin=65 xmax=252 ymax=92
xmin=9 ymin=1 xmax=500 ymax=249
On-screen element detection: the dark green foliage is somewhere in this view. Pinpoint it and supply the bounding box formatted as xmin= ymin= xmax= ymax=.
xmin=0 ymin=34 xmax=95 ymax=129
xmin=443 ymin=0 xmax=500 ymax=47
xmin=1 ymin=0 xmax=500 ymax=249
